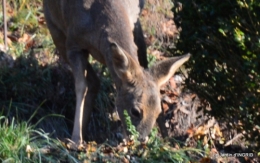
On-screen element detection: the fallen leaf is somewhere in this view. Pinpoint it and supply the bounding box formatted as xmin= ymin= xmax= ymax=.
xmin=195 ymin=125 xmax=208 ymax=136
xmin=102 ymin=146 xmax=113 ymax=154
xmin=203 ymin=136 xmax=208 ymax=145
xmin=162 ymin=102 xmax=169 ymax=113
xmin=141 ymin=9 xmax=149 ymax=17
xmin=38 ymin=16 xmax=46 ymax=25
xmin=7 ymin=35 xmax=18 ymax=42
xmin=199 ymin=157 xmax=212 ymax=163
xmin=169 ymin=77 xmax=177 ymax=89
xmin=122 ymin=157 xmax=129 ymax=163
xmin=186 ymin=125 xmax=195 ymax=137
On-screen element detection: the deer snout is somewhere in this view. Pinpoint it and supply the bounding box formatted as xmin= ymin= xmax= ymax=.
xmin=138 ymin=136 xmax=149 ymax=144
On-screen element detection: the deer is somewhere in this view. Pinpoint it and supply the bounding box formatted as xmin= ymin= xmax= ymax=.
xmin=43 ymin=0 xmax=190 ymax=148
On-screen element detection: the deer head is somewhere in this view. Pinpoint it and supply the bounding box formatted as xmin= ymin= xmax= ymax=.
xmin=111 ymin=43 xmax=190 ymax=141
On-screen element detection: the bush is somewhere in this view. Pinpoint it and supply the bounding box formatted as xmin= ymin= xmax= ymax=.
xmin=172 ymin=0 xmax=260 ymax=148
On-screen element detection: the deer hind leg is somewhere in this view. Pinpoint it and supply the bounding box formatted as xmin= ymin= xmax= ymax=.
xmin=44 ymin=15 xmax=68 ymax=62
xmin=67 ymin=49 xmax=100 ymax=144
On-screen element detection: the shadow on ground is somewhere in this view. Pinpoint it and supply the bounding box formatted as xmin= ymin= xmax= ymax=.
xmin=0 ymin=50 xmax=118 ymax=143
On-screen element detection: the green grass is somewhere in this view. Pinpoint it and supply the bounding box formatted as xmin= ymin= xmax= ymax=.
xmin=0 ymin=113 xmax=78 ymax=163
xmin=1 ymin=0 xmax=54 ymax=60
xmin=0 ymin=116 xmax=30 ymax=162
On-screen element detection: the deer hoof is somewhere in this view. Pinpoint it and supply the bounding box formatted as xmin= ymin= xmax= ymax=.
xmin=63 ymin=138 xmax=86 ymax=151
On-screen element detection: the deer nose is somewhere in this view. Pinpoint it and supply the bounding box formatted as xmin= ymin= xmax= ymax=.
xmin=138 ymin=136 xmax=149 ymax=144
xmin=131 ymin=107 xmax=142 ymax=119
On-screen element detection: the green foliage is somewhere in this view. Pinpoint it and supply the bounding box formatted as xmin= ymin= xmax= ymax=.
xmin=123 ymin=111 xmax=202 ymax=162
xmin=0 ymin=113 xmax=78 ymax=163
xmin=172 ymin=0 xmax=260 ymax=147
xmin=140 ymin=130 xmax=201 ymax=163
xmin=0 ymin=116 xmax=30 ymax=162
xmin=147 ymin=53 xmax=157 ymax=68
xmin=124 ymin=110 xmax=139 ymax=140
xmin=7 ymin=0 xmax=42 ymax=32
xmin=2 ymin=0 xmax=53 ymax=58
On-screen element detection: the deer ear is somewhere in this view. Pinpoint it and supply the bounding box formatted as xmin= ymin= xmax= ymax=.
xmin=111 ymin=42 xmax=132 ymax=81
xmin=149 ymin=53 xmax=191 ymax=87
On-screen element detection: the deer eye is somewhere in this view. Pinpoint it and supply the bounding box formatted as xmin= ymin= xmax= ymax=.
xmin=131 ymin=107 xmax=141 ymax=119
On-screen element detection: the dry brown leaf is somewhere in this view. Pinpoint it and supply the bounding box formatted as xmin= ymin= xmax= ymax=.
xmin=38 ymin=16 xmax=46 ymax=25
xmin=122 ymin=147 xmax=128 ymax=154
xmin=127 ymin=139 xmax=135 ymax=146
xmin=213 ymin=124 xmax=223 ymax=137
xmin=7 ymin=35 xmax=18 ymax=42
xmin=18 ymin=33 xmax=35 ymax=51
xmin=145 ymin=35 xmax=155 ymax=46
xmin=162 ymin=102 xmax=169 ymax=113
xmin=186 ymin=125 xmax=195 ymax=137
xmin=169 ymin=77 xmax=177 ymax=89
xmin=166 ymin=20 xmax=174 ymax=26
xmin=150 ymin=50 xmax=162 ymax=58
xmin=102 ymin=147 xmax=113 ymax=154
xmin=203 ymin=136 xmax=208 ymax=145
xmin=210 ymin=148 xmax=218 ymax=156
xmin=195 ymin=125 xmax=208 ymax=136
xmin=161 ymin=20 xmax=176 ymax=38
xmin=86 ymin=142 xmax=97 ymax=153
xmin=25 ymin=40 xmax=35 ymax=51
xmin=122 ymin=157 xmax=130 ymax=163
xmin=199 ymin=157 xmax=212 ymax=163
xmin=141 ymin=9 xmax=149 ymax=17
xmin=18 ymin=33 xmax=30 ymax=43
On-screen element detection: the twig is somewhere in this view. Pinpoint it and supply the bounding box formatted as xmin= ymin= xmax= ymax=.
xmin=2 ymin=0 xmax=8 ymax=50
xmin=26 ymin=145 xmax=55 ymax=154
xmin=224 ymin=133 xmax=244 ymax=147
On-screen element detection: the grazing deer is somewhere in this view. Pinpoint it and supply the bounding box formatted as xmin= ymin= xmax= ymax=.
xmin=43 ymin=0 xmax=190 ymax=147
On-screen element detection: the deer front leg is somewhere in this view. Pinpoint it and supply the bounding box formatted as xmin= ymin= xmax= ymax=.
xmin=67 ymin=49 xmax=100 ymax=146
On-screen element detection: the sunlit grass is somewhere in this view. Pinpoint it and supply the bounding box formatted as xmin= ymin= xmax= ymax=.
xmin=0 ymin=113 xmax=78 ymax=163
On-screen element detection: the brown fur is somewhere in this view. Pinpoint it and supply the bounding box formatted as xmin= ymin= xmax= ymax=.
xmin=43 ymin=0 xmax=190 ymax=144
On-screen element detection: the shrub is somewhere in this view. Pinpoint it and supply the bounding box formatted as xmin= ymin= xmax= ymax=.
xmin=172 ymin=0 xmax=260 ymax=148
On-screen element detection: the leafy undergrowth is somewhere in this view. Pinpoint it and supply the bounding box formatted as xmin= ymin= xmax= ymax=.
xmin=0 ymin=112 xmax=202 ymax=163
xmin=61 ymin=111 xmax=203 ymax=163
xmin=0 ymin=113 xmax=78 ymax=163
